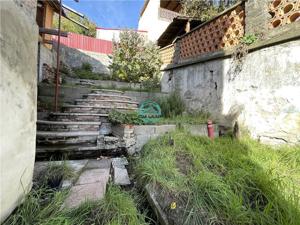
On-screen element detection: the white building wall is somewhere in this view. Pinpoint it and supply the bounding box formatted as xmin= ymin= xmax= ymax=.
xmin=138 ymin=0 xmax=171 ymax=42
xmin=96 ymin=29 xmax=122 ymax=42
xmin=96 ymin=28 xmax=148 ymax=42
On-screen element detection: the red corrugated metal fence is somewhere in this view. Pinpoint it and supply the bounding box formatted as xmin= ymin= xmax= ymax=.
xmin=53 ymin=32 xmax=113 ymax=54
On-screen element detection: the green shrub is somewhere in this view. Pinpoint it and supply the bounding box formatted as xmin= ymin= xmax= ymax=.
xmin=241 ymin=34 xmax=258 ymax=45
xmin=108 ymin=110 xmax=144 ymax=125
xmin=180 ymin=0 xmax=238 ymax=21
xmin=73 ymin=62 xmax=108 ymax=80
xmin=156 ymin=92 xmax=185 ymax=118
xmin=109 ymin=30 xmax=162 ymax=89
xmin=81 ymin=62 xmax=93 ymax=71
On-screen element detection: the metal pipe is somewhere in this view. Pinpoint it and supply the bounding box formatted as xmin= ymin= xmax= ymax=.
xmin=207 ymin=120 xmax=214 ymax=140
xmin=54 ymin=0 xmax=62 ymax=112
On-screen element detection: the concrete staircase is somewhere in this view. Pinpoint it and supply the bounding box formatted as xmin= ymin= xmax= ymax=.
xmin=36 ymin=89 xmax=139 ymax=160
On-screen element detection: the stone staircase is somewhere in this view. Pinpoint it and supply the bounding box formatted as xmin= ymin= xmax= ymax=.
xmin=36 ymin=89 xmax=139 ymax=160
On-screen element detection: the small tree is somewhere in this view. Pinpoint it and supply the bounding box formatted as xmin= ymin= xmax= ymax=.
xmin=180 ymin=0 xmax=238 ymax=21
xmin=109 ymin=30 xmax=162 ymax=89
xmin=53 ymin=11 xmax=97 ymax=37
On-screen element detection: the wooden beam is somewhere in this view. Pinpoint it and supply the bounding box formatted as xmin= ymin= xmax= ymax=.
xmin=62 ymin=4 xmax=84 ymax=18
xmin=43 ymin=39 xmax=53 ymax=45
xmin=39 ymin=27 xmax=68 ymax=37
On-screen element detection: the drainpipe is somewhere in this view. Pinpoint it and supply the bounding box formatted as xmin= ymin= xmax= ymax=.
xmin=54 ymin=0 xmax=62 ymax=112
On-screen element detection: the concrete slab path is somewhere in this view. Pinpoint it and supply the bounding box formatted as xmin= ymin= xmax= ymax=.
xmin=63 ymin=160 xmax=111 ymax=209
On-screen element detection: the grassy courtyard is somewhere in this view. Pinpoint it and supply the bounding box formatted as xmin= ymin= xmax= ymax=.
xmin=135 ymin=131 xmax=300 ymax=225
xmin=4 ymin=184 xmax=147 ymax=225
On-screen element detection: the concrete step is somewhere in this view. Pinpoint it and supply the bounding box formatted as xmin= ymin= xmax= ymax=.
xmin=37 ymin=120 xmax=101 ymax=132
xmin=49 ymin=112 xmax=109 ymax=122
xmin=36 ymin=131 xmax=99 ymax=145
xmin=36 ymin=142 xmax=122 ymax=160
xmin=75 ymin=99 xmax=139 ymax=108
xmin=37 ymin=144 xmax=100 ymax=153
xmin=62 ymin=105 xmax=138 ymax=114
xmin=83 ymin=93 xmax=132 ymax=101
xmin=91 ymin=89 xmax=125 ymax=95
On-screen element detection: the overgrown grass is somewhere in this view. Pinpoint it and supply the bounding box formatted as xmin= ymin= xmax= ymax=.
xmin=37 ymin=161 xmax=75 ymax=188
xmin=158 ymin=112 xmax=211 ymax=125
xmin=4 ymin=184 xmax=148 ymax=225
xmin=135 ymin=131 xmax=300 ymax=225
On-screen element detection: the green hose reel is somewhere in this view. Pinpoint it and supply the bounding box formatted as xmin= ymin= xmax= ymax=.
xmin=138 ymin=100 xmax=162 ymax=124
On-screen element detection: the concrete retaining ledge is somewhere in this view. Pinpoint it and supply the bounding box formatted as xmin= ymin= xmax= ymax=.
xmin=182 ymin=124 xmax=219 ymax=137
xmin=134 ymin=125 xmax=176 ymax=152
xmin=145 ymin=184 xmax=170 ymax=225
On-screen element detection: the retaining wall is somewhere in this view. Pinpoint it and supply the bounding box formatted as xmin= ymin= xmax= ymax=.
xmin=133 ymin=125 xmax=177 ymax=152
xmin=64 ymin=77 xmax=142 ymax=90
xmin=58 ymin=44 xmax=111 ymax=75
xmin=38 ymin=84 xmax=168 ymax=109
xmin=161 ymin=39 xmax=300 ymax=145
xmin=0 ymin=0 xmax=38 ymax=222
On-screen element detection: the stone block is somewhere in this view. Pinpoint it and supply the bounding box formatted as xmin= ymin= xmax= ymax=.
xmin=85 ymin=159 xmax=111 ymax=169
xmin=76 ymin=169 xmax=110 ymax=185
xmin=63 ymin=168 xmax=110 ymax=208
xmin=63 ymin=182 xmax=107 ymax=208
xmin=113 ymin=167 xmax=131 ymax=186
xmin=112 ymin=157 xmax=129 ymax=168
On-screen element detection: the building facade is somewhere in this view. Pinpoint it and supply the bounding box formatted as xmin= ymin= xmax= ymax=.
xmin=138 ymin=0 xmax=181 ymax=42
xmin=96 ymin=27 xmax=147 ymax=42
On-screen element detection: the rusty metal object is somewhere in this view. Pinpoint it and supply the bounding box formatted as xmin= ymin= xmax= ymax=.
xmin=207 ymin=120 xmax=214 ymax=140
xmin=54 ymin=0 xmax=62 ymax=112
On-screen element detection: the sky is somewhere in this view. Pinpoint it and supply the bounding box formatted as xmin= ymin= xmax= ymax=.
xmin=63 ymin=0 xmax=145 ymax=29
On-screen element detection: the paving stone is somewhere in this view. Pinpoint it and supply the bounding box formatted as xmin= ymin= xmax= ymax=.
xmin=63 ymin=168 xmax=110 ymax=208
xmin=76 ymin=168 xmax=109 ymax=185
xmin=85 ymin=159 xmax=111 ymax=169
xmin=63 ymin=182 xmax=106 ymax=208
xmin=113 ymin=167 xmax=131 ymax=186
xmin=112 ymin=157 xmax=129 ymax=168
xmin=67 ymin=160 xmax=89 ymax=173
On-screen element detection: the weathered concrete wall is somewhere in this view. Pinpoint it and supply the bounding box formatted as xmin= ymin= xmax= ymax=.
xmin=38 ymin=44 xmax=56 ymax=82
xmin=38 ymin=84 xmax=168 ymax=110
xmin=134 ymin=125 xmax=176 ymax=152
xmin=162 ymin=40 xmax=300 ymax=144
xmin=64 ymin=77 xmax=142 ymax=90
xmin=58 ymin=44 xmax=111 ymax=75
xmin=0 ymin=0 xmax=38 ymax=222
xmin=245 ymin=0 xmax=270 ymax=35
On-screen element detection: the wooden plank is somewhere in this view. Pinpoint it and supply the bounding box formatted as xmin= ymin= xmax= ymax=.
xmin=39 ymin=27 xmax=68 ymax=37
